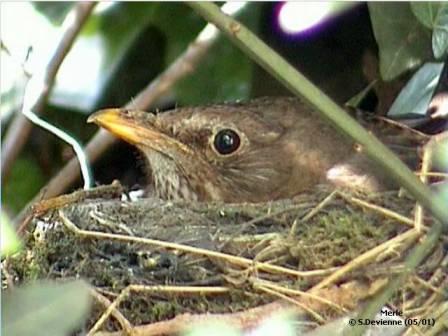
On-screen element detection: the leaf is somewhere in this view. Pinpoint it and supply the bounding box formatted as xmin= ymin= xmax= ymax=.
xmin=411 ymin=2 xmax=441 ymax=28
xmin=411 ymin=3 xmax=448 ymax=59
xmin=432 ymin=5 xmax=448 ymax=58
xmin=2 ymin=280 xmax=91 ymax=336
xmin=1 ymin=211 xmax=22 ymax=256
xmin=388 ymin=62 xmax=443 ymax=117
xmin=368 ymin=3 xmax=433 ymax=80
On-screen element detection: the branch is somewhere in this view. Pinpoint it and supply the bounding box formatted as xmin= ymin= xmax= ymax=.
xmin=187 ymin=3 xmax=448 ymax=228
xmin=92 ymin=301 xmax=289 ymax=336
xmin=1 ymin=2 xmax=96 ymax=181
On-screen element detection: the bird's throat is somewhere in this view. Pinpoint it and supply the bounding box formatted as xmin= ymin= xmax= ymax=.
xmin=143 ymin=149 xmax=199 ymax=201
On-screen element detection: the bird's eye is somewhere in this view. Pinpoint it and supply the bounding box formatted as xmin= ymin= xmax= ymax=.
xmin=213 ymin=129 xmax=241 ymax=155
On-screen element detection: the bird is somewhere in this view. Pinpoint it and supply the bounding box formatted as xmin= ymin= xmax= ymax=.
xmin=88 ymin=97 xmax=425 ymax=203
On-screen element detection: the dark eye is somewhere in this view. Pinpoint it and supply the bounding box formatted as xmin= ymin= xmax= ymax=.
xmin=213 ymin=129 xmax=241 ymax=155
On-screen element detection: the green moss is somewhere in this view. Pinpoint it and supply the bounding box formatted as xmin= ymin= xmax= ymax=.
xmin=290 ymin=209 xmax=397 ymax=270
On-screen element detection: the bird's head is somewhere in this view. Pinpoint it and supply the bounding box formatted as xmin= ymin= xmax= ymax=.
xmin=88 ymin=98 xmax=300 ymax=202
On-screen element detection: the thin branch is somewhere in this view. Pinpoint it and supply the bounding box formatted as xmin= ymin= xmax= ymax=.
xmin=92 ymin=301 xmax=289 ymax=336
xmin=187 ymin=2 xmax=447 ymax=230
xmin=1 ymin=2 xmax=96 ymax=181
xmin=89 ymin=287 xmax=132 ymax=334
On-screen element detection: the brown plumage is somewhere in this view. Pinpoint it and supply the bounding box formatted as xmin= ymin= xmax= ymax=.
xmin=88 ymin=97 xmax=426 ymax=202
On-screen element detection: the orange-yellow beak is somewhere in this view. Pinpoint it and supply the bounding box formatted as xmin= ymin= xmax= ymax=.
xmin=88 ymin=109 xmax=192 ymax=156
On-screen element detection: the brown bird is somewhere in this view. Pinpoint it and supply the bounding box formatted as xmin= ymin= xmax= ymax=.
xmin=88 ymin=97 xmax=425 ymax=202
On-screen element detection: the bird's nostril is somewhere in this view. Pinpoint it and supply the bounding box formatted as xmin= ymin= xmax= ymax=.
xmin=122 ymin=109 xmax=131 ymax=117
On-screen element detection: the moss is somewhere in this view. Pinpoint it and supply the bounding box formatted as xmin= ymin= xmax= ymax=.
xmin=289 ymin=208 xmax=398 ymax=270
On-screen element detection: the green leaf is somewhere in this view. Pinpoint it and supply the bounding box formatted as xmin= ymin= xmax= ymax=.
xmin=2 ymin=280 xmax=91 ymax=336
xmin=388 ymin=62 xmax=443 ymax=117
xmin=411 ymin=3 xmax=448 ymax=59
xmin=1 ymin=211 xmax=22 ymax=256
xmin=368 ymin=3 xmax=433 ymax=80
xmin=432 ymin=5 xmax=448 ymax=58
xmin=411 ymin=2 xmax=441 ymax=28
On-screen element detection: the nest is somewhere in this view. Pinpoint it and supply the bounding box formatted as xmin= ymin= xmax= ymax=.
xmin=4 ymin=184 xmax=447 ymax=335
